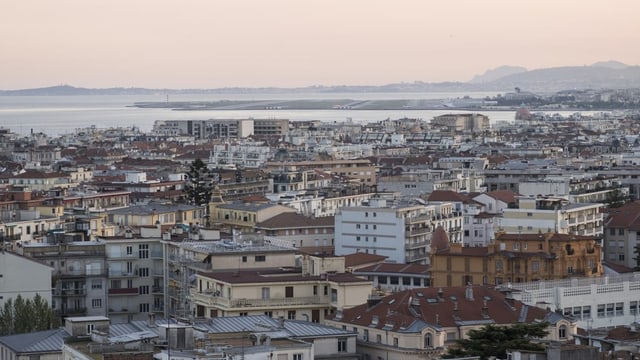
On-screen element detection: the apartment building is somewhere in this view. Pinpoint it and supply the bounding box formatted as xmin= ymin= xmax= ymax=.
xmin=0 ymin=251 xmax=52 ymax=307
xmin=255 ymin=212 xmax=335 ymax=255
xmin=264 ymin=159 xmax=377 ymax=185
xmin=334 ymin=198 xmax=462 ymax=264
xmin=209 ymin=141 xmax=272 ymax=168
xmin=152 ymin=119 xmax=254 ymax=139
xmin=509 ymin=272 xmax=640 ymax=329
xmin=103 ymin=235 xmax=165 ymax=323
xmin=603 ymin=201 xmax=640 ymax=268
xmin=499 ymin=195 xmax=604 ymax=238
xmin=20 ymin=241 xmax=108 ymax=319
xmin=190 ymin=269 xmax=372 ymax=322
xmin=210 ymin=201 xmax=296 ymax=231
xmin=431 ymin=113 xmax=490 ymax=133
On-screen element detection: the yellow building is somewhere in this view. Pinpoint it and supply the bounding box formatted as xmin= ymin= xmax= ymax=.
xmin=191 ymin=269 xmax=372 ymax=322
xmin=429 ymin=227 xmax=603 ymax=287
xmin=210 ymin=200 xmax=296 ymax=231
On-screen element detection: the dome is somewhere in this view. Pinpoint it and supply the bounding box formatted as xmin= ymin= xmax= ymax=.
xmin=431 ymin=226 xmax=450 ymax=252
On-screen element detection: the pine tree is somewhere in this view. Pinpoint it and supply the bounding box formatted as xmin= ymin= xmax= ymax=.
xmin=183 ymin=158 xmax=213 ymax=207
xmin=443 ymin=322 xmax=549 ymax=360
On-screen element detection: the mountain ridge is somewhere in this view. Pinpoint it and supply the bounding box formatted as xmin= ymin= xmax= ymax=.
xmin=2 ymin=61 xmax=639 ymax=95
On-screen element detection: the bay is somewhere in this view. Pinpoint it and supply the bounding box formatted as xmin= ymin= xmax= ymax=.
xmin=0 ymin=91 xmax=524 ymax=137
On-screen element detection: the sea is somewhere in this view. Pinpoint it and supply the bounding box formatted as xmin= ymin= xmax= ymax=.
xmin=0 ymin=91 xmax=579 ymax=137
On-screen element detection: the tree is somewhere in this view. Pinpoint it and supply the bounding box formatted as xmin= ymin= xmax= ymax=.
xmin=0 ymin=294 xmax=58 ymax=335
xmin=442 ymin=322 xmax=549 ymax=360
xmin=183 ymin=158 xmax=213 ymax=207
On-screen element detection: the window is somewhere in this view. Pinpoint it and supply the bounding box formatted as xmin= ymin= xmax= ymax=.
xmin=619 ymin=228 xmax=625 ymax=235
xmin=356 ymin=224 xmax=361 ymax=229
xmin=87 ymin=324 xmax=95 ymax=335
xmin=264 ymin=311 xmax=273 ymax=317
xmin=139 ymin=303 xmax=149 ymax=312
xmin=532 ymin=261 xmax=539 ymax=272
xmin=242 ymin=256 xmax=247 ymax=263
xmin=597 ymin=304 xmax=605 ymax=318
xmin=393 ymin=337 xmax=398 ymax=347
xmin=92 ymin=299 xmax=102 ymax=308
xmin=239 ymin=312 xmax=248 ymax=316
xmin=293 ymin=354 xmax=303 ymax=360
xmin=631 ymin=301 xmax=639 ymax=315
xmin=610 ymin=228 xmax=616 ymax=235
xmin=139 ymin=286 xmax=149 ymax=295
xmin=495 ymin=260 xmax=503 ymax=271
xmin=138 ymin=244 xmax=149 ymax=259
xmin=364 ymin=329 xmax=369 ymax=341
xmin=285 ymin=286 xmax=294 ymax=298
xmin=288 ymin=310 xmax=296 ymax=320
xmin=139 ymin=268 xmax=149 ymax=277
xmin=376 ymin=334 xmax=382 ymax=343
xmin=616 ymin=302 xmax=624 ymax=316
xmin=126 ymin=246 xmax=133 ymax=255
xmin=255 ymin=255 xmax=266 ymax=262
xmin=91 ymin=280 xmax=102 ymax=289
xmin=338 ymin=337 xmax=347 ymax=352
xmin=424 ymin=333 xmax=433 ymax=348
xmin=558 ymin=325 xmax=567 ymax=339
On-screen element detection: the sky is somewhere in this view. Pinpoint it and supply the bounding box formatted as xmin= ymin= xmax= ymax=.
xmin=2 ymin=0 xmax=639 ymax=89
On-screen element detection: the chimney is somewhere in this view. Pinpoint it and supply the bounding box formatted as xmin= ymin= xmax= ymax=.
xmin=482 ymin=299 xmax=489 ymax=318
xmin=465 ymin=283 xmax=474 ymax=301
xmin=148 ymin=313 xmax=156 ymax=327
xmin=278 ymin=316 xmax=285 ymax=328
xmin=437 ymin=287 xmax=444 ymax=302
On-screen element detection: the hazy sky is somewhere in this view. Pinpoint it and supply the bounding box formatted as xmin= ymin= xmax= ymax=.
xmin=2 ymin=0 xmax=639 ymax=89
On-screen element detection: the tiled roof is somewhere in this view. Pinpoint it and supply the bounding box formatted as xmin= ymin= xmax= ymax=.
xmin=329 ymin=285 xmax=559 ymax=331
xmin=427 ymin=190 xmax=472 ymax=203
xmin=605 ymin=201 xmax=640 ymax=231
xmin=256 ymin=213 xmax=334 ymax=229
xmin=485 ymin=190 xmax=519 ymax=204
xmin=343 ymin=252 xmax=388 ymax=267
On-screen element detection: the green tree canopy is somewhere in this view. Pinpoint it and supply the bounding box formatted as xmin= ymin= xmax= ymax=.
xmin=0 ymin=294 xmax=58 ymax=335
xmin=183 ymin=158 xmax=213 ymax=207
xmin=442 ymin=322 xmax=549 ymax=360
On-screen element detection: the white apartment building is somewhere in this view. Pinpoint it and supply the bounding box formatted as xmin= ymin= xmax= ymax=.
xmin=103 ymin=236 xmax=165 ymax=323
xmin=499 ymin=196 xmax=604 ymax=238
xmin=0 ymin=251 xmax=53 ymax=307
xmin=334 ymin=199 xmax=462 ymax=264
xmin=509 ymin=273 xmax=640 ymax=329
xmin=209 ymin=141 xmax=272 ymax=168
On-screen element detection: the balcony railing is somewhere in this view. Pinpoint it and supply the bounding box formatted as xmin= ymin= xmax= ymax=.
xmin=191 ymin=291 xmax=330 ymax=309
xmin=108 ymin=287 xmax=138 ymax=295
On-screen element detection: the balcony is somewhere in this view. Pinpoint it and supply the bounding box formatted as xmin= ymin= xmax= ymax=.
xmin=152 ymin=285 xmax=164 ymax=294
xmin=54 ymin=288 xmax=87 ymax=296
xmin=108 ymin=288 xmax=138 ymax=295
xmin=108 ymin=270 xmax=137 ymax=277
xmin=190 ymin=290 xmax=331 ymax=309
xmin=405 ymin=240 xmax=429 ymax=250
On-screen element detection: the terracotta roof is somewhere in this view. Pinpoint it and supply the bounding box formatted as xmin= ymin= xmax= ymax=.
xmin=605 ymin=201 xmax=640 ymax=231
xmin=486 ymin=190 xmax=519 ymax=204
xmin=603 ymin=261 xmax=636 ymax=274
xmin=427 ymin=190 xmax=472 ymax=203
xmin=256 ymin=213 xmax=334 ymax=229
xmin=330 ymin=285 xmax=559 ymax=331
xmin=343 ymin=253 xmax=388 ymax=267
xmin=495 ymin=232 xmax=598 ymax=242
xmin=431 ymin=226 xmax=450 ymax=252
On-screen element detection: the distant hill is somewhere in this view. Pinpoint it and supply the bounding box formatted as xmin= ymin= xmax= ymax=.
xmin=1 ymin=61 xmax=639 ymax=95
xmin=469 ymin=65 xmax=528 ymax=84
xmin=480 ymin=64 xmax=640 ymax=92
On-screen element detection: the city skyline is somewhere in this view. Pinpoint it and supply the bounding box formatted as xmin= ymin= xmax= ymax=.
xmin=2 ymin=0 xmax=639 ymax=90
